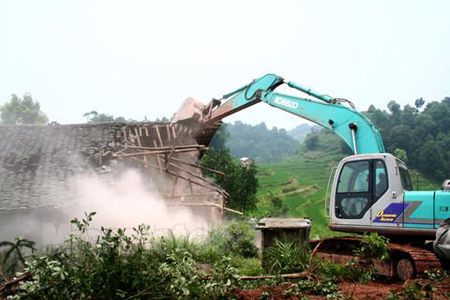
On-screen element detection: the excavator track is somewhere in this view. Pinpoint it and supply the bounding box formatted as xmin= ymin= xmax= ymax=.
xmin=310 ymin=237 xmax=442 ymax=280
xmin=389 ymin=243 xmax=441 ymax=279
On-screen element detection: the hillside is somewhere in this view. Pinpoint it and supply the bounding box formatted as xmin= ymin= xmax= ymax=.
xmin=253 ymin=148 xmax=441 ymax=238
xmin=287 ymin=123 xmax=318 ymax=142
xmin=225 ymin=121 xmax=299 ymax=163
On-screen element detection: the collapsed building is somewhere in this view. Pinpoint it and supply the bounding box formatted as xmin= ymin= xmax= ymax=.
xmin=0 ymin=120 xmax=224 ymax=243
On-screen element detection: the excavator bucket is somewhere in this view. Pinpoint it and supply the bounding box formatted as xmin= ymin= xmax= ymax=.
xmin=173 ymin=97 xmax=206 ymax=123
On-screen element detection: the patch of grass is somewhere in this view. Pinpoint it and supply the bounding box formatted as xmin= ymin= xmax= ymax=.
xmin=230 ymin=257 xmax=264 ymax=276
xmin=265 ymin=240 xmax=308 ymax=274
xmin=254 ymin=150 xmax=342 ymax=236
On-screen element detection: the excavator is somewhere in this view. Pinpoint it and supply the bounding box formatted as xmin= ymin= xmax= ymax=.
xmin=175 ymin=74 xmax=450 ymax=280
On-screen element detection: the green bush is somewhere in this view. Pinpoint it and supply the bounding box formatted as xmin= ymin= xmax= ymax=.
xmin=0 ymin=237 xmax=35 ymax=280
xmin=6 ymin=213 xmax=238 ymax=300
xmin=353 ymin=233 xmax=390 ymax=262
xmin=229 ymin=257 xmax=264 ymax=276
xmin=265 ymin=240 xmax=308 ymax=274
xmin=318 ymin=260 xmax=374 ymax=284
xmin=296 ymin=280 xmax=341 ymax=297
xmin=206 ymin=221 xmax=258 ymax=259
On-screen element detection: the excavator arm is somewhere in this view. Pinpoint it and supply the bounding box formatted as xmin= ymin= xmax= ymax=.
xmin=176 ymin=74 xmax=385 ymax=154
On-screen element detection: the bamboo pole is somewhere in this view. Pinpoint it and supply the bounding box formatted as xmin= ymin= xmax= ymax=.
xmin=126 ymin=145 xmax=205 ymax=151
xmin=239 ymin=271 xmax=312 ymax=281
xmin=168 ymin=156 xmax=225 ymax=176
xmin=114 ymin=147 xmax=208 ymax=157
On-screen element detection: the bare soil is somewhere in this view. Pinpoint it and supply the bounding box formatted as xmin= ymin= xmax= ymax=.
xmin=234 ymin=278 xmax=450 ymax=299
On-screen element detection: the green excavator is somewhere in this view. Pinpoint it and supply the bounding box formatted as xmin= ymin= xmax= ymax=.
xmin=175 ymin=74 xmax=450 ymax=280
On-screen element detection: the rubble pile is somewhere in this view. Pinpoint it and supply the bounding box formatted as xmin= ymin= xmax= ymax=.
xmin=0 ymin=121 xmax=223 ymax=240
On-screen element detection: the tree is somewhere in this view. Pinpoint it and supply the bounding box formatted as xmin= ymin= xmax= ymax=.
xmin=209 ymin=123 xmax=230 ymax=151
xmin=83 ymin=111 xmax=128 ymax=123
xmin=340 ymin=140 xmax=354 ymax=155
xmin=304 ymin=134 xmax=319 ymax=150
xmin=443 ymin=97 xmax=450 ymax=106
xmin=418 ymin=137 xmax=447 ymax=179
xmin=266 ymin=191 xmax=289 ymax=217
xmin=387 ymin=125 xmax=412 ymax=154
xmin=414 ymin=98 xmax=425 ymax=112
xmin=201 ymin=149 xmax=259 ymax=214
xmin=393 ymin=149 xmax=408 ymax=163
xmin=387 ymin=100 xmax=401 ymax=115
xmin=225 ymin=121 xmax=299 ymax=163
xmin=0 ymin=94 xmax=48 ymax=125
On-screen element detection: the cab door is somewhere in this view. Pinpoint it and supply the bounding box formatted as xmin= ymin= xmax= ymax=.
xmin=334 ymin=160 xmax=372 ymax=226
xmin=369 ymin=159 xmax=400 ymax=227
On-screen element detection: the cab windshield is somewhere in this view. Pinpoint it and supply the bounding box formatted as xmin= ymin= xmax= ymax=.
xmin=398 ymin=162 xmax=413 ymax=191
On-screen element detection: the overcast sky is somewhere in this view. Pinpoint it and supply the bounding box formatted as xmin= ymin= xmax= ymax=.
xmin=1 ymin=0 xmax=449 ymax=130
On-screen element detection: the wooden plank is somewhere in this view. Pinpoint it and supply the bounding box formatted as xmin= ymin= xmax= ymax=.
xmin=239 ymin=272 xmax=311 ymax=281
xmin=127 ymin=145 xmax=205 ymax=151
xmin=153 ymin=140 xmax=163 ymax=172
xmin=169 ymin=156 xmax=225 ymax=176
xmin=168 ymin=162 xmax=221 ymax=188
xmin=166 ymin=124 xmax=171 ymax=142
xmin=172 ymin=125 xmax=177 ymax=139
xmin=162 ymin=192 xmax=220 ymax=198
xmin=114 ymin=147 xmax=208 ymax=157
xmin=98 ymin=148 xmax=103 ymax=166
xmin=134 ymin=127 xmax=142 ymax=147
xmin=155 ymin=125 xmax=163 ymax=147
xmin=121 ymin=127 xmax=128 ymax=143
xmin=189 ymin=181 xmax=194 ymax=199
xmin=170 ymin=175 xmax=179 ymax=197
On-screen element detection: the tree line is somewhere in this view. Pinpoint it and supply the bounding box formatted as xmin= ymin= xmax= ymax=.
xmin=304 ymin=97 xmax=450 ymax=180
xmin=225 ymin=121 xmax=300 ymax=163
xmin=365 ymin=98 xmax=450 ymax=179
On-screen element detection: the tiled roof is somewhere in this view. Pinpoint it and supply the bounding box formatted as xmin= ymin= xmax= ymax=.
xmin=0 ymin=122 xmax=220 ymax=211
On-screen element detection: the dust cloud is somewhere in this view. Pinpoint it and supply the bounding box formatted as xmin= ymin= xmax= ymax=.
xmin=69 ymin=169 xmax=210 ymax=235
xmin=0 ymin=169 xmax=213 ymax=246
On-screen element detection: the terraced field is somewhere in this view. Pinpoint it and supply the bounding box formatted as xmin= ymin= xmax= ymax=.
xmin=254 ymin=150 xmax=440 ymax=238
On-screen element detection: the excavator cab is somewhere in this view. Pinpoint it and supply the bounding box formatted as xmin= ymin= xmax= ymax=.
xmin=329 ymin=153 xmax=445 ymax=239
xmin=329 ymin=154 xmax=406 ymax=234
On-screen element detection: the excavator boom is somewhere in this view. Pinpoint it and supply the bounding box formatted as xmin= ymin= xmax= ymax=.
xmin=177 ymin=74 xmax=385 ymax=154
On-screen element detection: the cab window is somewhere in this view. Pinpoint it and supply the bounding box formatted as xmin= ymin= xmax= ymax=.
xmin=398 ymin=164 xmax=413 ymax=191
xmin=336 ymin=160 xmax=370 ymax=219
xmin=337 ymin=161 xmax=369 ymax=193
xmin=374 ymin=160 xmax=388 ymax=200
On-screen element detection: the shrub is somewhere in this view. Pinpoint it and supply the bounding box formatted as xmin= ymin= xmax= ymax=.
xmin=0 ymin=237 xmax=35 ymax=280
xmin=206 ymin=221 xmax=258 ymax=259
xmin=6 ymin=213 xmax=238 ymax=300
xmin=318 ymin=260 xmax=375 ymax=284
xmin=230 ymin=257 xmax=264 ymax=276
xmin=296 ymin=279 xmax=341 ymax=297
xmin=265 ymin=240 xmax=308 ymax=274
xmin=353 ymin=232 xmax=390 ymax=262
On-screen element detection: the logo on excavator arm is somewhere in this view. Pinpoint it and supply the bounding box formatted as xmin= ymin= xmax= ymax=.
xmin=274 ymin=97 xmax=298 ymax=109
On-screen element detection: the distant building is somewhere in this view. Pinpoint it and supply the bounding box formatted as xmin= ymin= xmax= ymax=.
xmin=240 ymin=157 xmax=254 ymax=167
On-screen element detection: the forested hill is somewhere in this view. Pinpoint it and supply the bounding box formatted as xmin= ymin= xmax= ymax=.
xmin=303 ymin=97 xmax=450 ymax=180
xmin=224 ymin=121 xmax=302 ymax=163
xmin=287 ymin=124 xmax=318 ymax=142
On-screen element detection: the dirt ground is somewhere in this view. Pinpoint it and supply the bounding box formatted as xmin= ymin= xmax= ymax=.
xmin=234 ymin=278 xmax=450 ymax=299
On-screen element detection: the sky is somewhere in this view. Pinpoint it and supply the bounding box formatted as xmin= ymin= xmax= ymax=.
xmin=1 ymin=0 xmax=449 ymax=130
